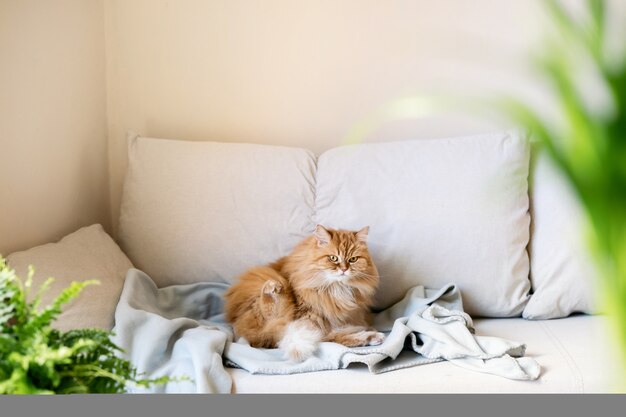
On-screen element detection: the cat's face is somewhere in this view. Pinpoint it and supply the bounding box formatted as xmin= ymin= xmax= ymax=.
xmin=311 ymin=225 xmax=373 ymax=284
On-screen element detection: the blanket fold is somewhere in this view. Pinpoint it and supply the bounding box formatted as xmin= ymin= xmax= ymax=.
xmin=112 ymin=269 xmax=540 ymax=393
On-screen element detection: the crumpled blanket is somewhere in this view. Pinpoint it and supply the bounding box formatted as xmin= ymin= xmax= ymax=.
xmin=112 ymin=268 xmax=540 ymax=393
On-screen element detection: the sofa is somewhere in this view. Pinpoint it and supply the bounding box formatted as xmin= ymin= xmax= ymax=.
xmin=5 ymin=130 xmax=615 ymax=393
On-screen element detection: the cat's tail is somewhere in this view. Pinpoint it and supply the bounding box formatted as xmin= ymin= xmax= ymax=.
xmin=278 ymin=319 xmax=323 ymax=362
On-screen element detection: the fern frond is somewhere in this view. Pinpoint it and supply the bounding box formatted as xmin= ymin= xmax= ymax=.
xmin=30 ymin=277 xmax=55 ymax=313
xmin=0 ymin=257 xmax=179 ymax=393
xmin=20 ymin=280 xmax=99 ymax=338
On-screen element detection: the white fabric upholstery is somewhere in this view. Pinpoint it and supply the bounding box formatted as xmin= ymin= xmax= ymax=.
xmin=315 ymin=131 xmax=531 ymax=317
xmin=228 ymin=315 xmax=613 ymax=393
xmin=524 ymin=150 xmax=599 ymax=319
xmin=6 ymin=224 xmax=133 ymax=332
xmin=118 ymin=134 xmax=317 ymax=287
xmin=119 ymin=131 xmax=531 ymax=316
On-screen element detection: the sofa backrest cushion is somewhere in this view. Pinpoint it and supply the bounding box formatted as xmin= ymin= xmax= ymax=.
xmin=315 ymin=131 xmax=531 ymax=317
xmin=118 ymin=134 xmax=317 ymax=286
xmin=523 ymin=148 xmax=599 ymax=319
xmin=119 ymin=131 xmax=531 ymax=317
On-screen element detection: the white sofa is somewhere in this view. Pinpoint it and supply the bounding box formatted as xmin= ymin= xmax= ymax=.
xmin=6 ymin=130 xmax=614 ymax=393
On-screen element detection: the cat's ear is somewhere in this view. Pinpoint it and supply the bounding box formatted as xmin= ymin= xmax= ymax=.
xmin=356 ymin=226 xmax=369 ymax=242
xmin=314 ymin=224 xmax=332 ymax=246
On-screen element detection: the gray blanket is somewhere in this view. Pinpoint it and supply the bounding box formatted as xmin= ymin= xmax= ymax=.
xmin=112 ymin=269 xmax=540 ymax=393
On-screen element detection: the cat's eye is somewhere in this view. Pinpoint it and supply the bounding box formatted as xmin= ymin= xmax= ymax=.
xmin=329 ymin=255 xmax=339 ymax=263
xmin=348 ymin=256 xmax=359 ymax=263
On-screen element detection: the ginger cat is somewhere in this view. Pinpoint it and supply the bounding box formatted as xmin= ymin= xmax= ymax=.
xmin=224 ymin=225 xmax=384 ymax=362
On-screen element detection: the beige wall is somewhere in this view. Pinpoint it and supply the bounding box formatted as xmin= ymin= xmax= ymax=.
xmin=104 ymin=0 xmax=549 ymax=235
xmin=4 ymin=0 xmax=608 ymax=251
xmin=0 ymin=0 xmax=109 ymax=255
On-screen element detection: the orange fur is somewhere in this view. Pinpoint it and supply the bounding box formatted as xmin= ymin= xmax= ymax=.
xmin=224 ymin=225 xmax=383 ymax=360
xmin=224 ymin=266 xmax=296 ymax=348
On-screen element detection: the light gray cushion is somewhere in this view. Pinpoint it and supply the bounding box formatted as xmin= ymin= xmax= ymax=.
xmin=315 ymin=131 xmax=531 ymax=317
xmin=7 ymin=224 xmax=132 ymax=331
xmin=524 ymin=149 xmax=599 ymax=319
xmin=118 ymin=134 xmax=317 ymax=287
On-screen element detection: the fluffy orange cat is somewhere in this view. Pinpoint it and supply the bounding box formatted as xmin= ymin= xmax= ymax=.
xmin=224 ymin=225 xmax=384 ymax=361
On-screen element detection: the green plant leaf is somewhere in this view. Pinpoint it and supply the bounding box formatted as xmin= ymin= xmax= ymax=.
xmin=0 ymin=257 xmax=180 ymax=394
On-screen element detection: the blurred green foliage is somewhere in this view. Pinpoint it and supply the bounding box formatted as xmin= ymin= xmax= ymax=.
xmin=500 ymin=0 xmax=626 ymax=381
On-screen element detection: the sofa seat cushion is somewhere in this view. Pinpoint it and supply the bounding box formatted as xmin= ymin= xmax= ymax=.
xmin=227 ymin=315 xmax=613 ymax=393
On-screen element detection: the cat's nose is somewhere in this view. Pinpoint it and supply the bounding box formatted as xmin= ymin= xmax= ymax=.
xmin=340 ymin=267 xmax=348 ymax=274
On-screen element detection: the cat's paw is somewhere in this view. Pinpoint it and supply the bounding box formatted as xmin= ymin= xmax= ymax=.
xmin=262 ymin=279 xmax=283 ymax=296
xmin=350 ymin=330 xmax=385 ymax=347
xmin=366 ymin=331 xmax=385 ymax=346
